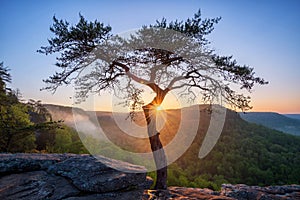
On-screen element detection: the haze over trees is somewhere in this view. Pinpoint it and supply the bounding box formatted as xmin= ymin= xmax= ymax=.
xmin=38 ymin=10 xmax=267 ymax=189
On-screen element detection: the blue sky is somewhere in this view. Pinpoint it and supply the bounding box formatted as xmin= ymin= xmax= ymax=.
xmin=0 ymin=0 xmax=299 ymax=113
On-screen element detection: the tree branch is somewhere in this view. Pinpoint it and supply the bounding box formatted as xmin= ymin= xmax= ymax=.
xmin=162 ymin=56 xmax=183 ymax=65
xmin=110 ymin=61 xmax=165 ymax=94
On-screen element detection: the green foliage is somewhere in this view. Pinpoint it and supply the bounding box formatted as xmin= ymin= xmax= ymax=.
xmin=0 ymin=103 xmax=36 ymax=152
xmin=147 ymin=163 xmax=223 ymax=190
xmin=45 ymin=125 xmax=88 ymax=154
xmin=166 ymin=164 xmax=222 ymax=190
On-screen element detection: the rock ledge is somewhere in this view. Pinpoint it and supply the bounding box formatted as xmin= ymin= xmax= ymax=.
xmin=0 ymin=153 xmax=150 ymax=200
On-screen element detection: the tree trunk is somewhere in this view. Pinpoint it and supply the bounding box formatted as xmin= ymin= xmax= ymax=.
xmin=143 ymin=103 xmax=167 ymax=189
xmin=5 ymin=132 xmax=13 ymax=152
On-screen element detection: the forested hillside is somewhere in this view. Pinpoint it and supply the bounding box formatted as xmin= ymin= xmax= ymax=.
xmin=240 ymin=112 xmax=300 ymax=135
xmin=168 ymin=110 xmax=300 ymax=189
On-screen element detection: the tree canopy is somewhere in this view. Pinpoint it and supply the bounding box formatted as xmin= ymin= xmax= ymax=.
xmin=39 ymin=10 xmax=267 ymax=112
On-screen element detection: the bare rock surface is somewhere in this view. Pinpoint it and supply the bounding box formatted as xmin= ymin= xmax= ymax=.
xmin=221 ymin=184 xmax=300 ymax=200
xmin=0 ymin=171 xmax=79 ymax=200
xmin=142 ymin=184 xmax=300 ymax=200
xmin=0 ymin=153 xmax=72 ymax=175
xmin=143 ymin=187 xmax=234 ymax=200
xmin=0 ymin=153 xmax=150 ymax=200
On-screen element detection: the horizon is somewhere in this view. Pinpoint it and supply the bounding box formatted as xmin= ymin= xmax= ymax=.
xmin=1 ymin=0 xmax=299 ymax=113
xmin=45 ymin=102 xmax=300 ymax=115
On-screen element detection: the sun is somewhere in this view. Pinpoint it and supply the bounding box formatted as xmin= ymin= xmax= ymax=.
xmin=155 ymin=105 xmax=163 ymax=111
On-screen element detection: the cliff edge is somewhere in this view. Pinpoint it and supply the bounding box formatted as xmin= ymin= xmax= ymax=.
xmin=0 ymin=153 xmax=151 ymax=200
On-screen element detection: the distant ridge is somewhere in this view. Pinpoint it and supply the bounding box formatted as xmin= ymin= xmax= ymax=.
xmin=44 ymin=104 xmax=300 ymax=136
xmin=284 ymin=114 xmax=300 ymax=120
xmin=239 ymin=112 xmax=300 ymax=135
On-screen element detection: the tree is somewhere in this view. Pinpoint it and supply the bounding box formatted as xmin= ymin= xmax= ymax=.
xmin=0 ymin=62 xmax=12 ymax=104
xmin=26 ymin=99 xmax=64 ymax=151
xmin=27 ymin=99 xmax=52 ymax=123
xmin=0 ymin=103 xmax=36 ymax=152
xmin=38 ymin=11 xmax=267 ymax=189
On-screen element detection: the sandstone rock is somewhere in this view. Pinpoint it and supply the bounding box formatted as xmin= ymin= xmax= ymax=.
xmin=142 ymin=184 xmax=300 ymax=200
xmin=0 ymin=171 xmax=79 ymax=200
xmin=0 ymin=153 xmax=150 ymax=200
xmin=143 ymin=187 xmax=234 ymax=200
xmin=221 ymin=184 xmax=300 ymax=200
xmin=64 ymin=190 xmax=144 ymax=200
xmin=48 ymin=154 xmax=147 ymax=193
xmin=0 ymin=153 xmax=74 ymax=175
